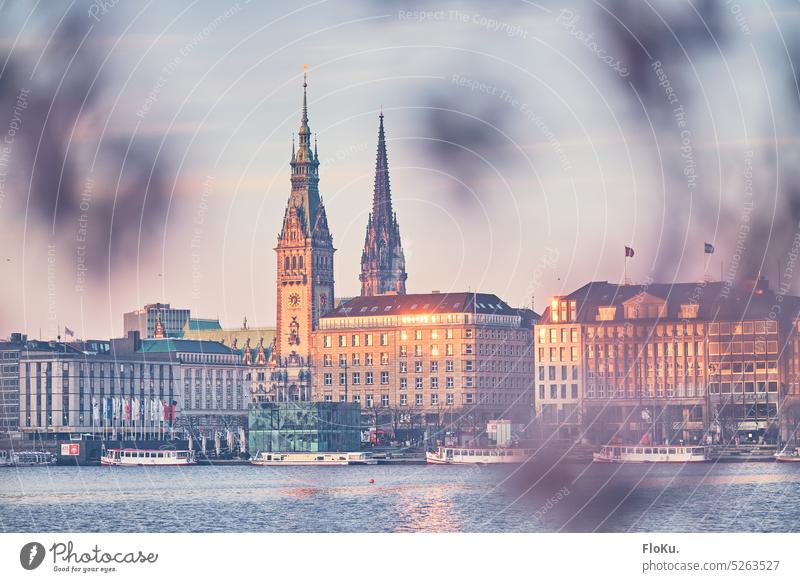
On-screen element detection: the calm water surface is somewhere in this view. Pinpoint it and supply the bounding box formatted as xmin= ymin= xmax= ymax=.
xmin=2 ymin=462 xmax=799 ymax=532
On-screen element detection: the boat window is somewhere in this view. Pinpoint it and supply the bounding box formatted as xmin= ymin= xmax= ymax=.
xmin=635 ymin=448 xmax=642 ymax=454
xmin=668 ymin=448 xmax=676 ymax=454
xmin=692 ymin=448 xmax=704 ymax=454
xmin=612 ymin=448 xmax=620 ymax=455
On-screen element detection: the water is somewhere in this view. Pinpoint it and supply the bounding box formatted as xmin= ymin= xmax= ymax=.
xmin=2 ymin=462 xmax=799 ymax=532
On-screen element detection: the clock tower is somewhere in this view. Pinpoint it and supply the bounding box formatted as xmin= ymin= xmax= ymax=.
xmin=272 ymin=71 xmax=335 ymax=400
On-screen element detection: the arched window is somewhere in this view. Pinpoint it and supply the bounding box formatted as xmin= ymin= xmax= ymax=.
xmin=298 ymin=256 xmax=304 ymax=270
xmin=291 ymin=256 xmax=297 ymax=270
xmin=284 ymin=256 xmax=289 ymax=271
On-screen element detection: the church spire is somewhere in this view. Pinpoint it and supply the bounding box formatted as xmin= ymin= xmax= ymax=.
xmin=360 ymin=111 xmax=408 ymax=296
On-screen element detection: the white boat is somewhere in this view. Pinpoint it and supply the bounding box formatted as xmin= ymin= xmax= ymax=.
xmin=592 ymin=444 xmax=708 ymax=463
xmin=11 ymin=451 xmax=56 ymax=466
xmin=774 ymin=448 xmax=800 ymax=462
xmin=101 ymin=448 xmax=196 ymax=466
xmin=250 ymin=451 xmax=377 ymax=466
xmin=426 ymin=446 xmax=535 ymax=465
xmin=0 ymin=450 xmax=11 ymax=467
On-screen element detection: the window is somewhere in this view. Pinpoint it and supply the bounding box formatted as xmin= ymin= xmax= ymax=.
xmin=446 ymin=344 xmax=454 ymax=356
xmin=353 ymin=395 xmax=360 ymax=403
xmin=431 ymin=377 xmax=439 ymax=389
xmin=380 ymin=352 xmax=389 ymax=365
xmin=400 ymin=330 xmax=408 ymax=341
xmin=323 ymin=335 xmax=332 ymax=348
xmin=465 ymin=393 xmax=475 ymax=404
xmin=431 ymin=329 xmax=439 ymax=340
xmin=561 ymin=384 xmax=567 ymax=399
xmin=548 ymin=366 xmax=556 ymax=381
xmin=415 ymin=394 xmax=423 ymax=406
xmin=571 ymin=384 xmax=578 ymax=398
xmin=415 ymin=330 xmax=423 ymax=340
xmin=365 ymin=353 xmax=373 ymax=366
xmin=339 ymin=354 xmax=347 ymax=367
xmin=446 ymin=360 xmax=454 ymax=372
xmin=465 ymin=329 xmax=474 ymax=339
xmin=365 ymin=372 xmax=374 ymax=385
xmin=323 ymin=355 xmax=332 ymax=367
xmin=323 ymin=373 xmax=332 ymax=386
xmin=381 ymin=394 xmax=389 ymax=407
xmin=463 ymin=361 xmax=474 ymax=372
xmin=400 ymin=394 xmax=408 ymax=406
xmin=415 ymin=377 xmax=423 ymax=389
xmin=550 ymin=385 xmax=557 ymax=399
xmin=400 ymin=378 xmax=408 ymax=390
xmin=352 ymin=353 xmax=360 ymax=366
xmin=339 ymin=373 xmax=346 ymax=386
xmin=446 ymin=329 xmax=454 ymax=339
xmin=431 ymin=345 xmax=439 ymax=356
xmin=399 ymin=346 xmax=407 ymax=357
xmin=430 ymin=361 xmax=439 ymax=373
xmin=365 ymin=334 xmax=373 ymax=346
xmin=431 ymin=394 xmax=439 ymax=405
xmin=338 ymin=335 xmax=346 ymax=348
xmin=352 ymin=372 xmax=360 ymax=385
xmin=366 ymin=394 xmax=374 ymax=408
xmin=539 ymin=385 xmax=545 ymax=400
xmin=446 ymin=377 xmax=454 ymax=389
xmin=414 ymin=345 xmax=423 ymax=357
xmin=352 ymin=335 xmax=360 ymax=347
xmin=381 ymin=371 xmax=389 ymax=385
xmin=463 ymin=344 xmax=473 ymax=355
xmin=446 ymin=393 xmax=454 ymax=405
xmin=399 ymin=361 xmax=407 ymax=373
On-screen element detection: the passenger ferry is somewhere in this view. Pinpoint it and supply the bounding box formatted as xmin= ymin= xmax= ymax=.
xmin=250 ymin=451 xmax=377 ymax=466
xmin=101 ymin=448 xmax=196 ymax=466
xmin=592 ymin=444 xmax=708 ymax=463
xmin=11 ymin=451 xmax=56 ymax=466
xmin=426 ymin=446 xmax=535 ymax=465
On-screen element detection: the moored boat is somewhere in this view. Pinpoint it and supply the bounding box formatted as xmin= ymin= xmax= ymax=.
xmin=774 ymin=448 xmax=800 ymax=462
xmin=11 ymin=451 xmax=56 ymax=466
xmin=250 ymin=451 xmax=377 ymax=466
xmin=426 ymin=446 xmax=534 ymax=465
xmin=592 ymin=444 xmax=708 ymax=463
xmin=0 ymin=450 xmax=10 ymax=467
xmin=101 ymin=448 xmax=196 ymax=466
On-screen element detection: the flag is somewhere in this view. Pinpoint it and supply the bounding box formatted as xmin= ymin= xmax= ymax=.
xmin=704 ymin=242 xmax=715 ymax=254
xmin=64 ymin=326 xmax=75 ymax=337
xmin=91 ymin=397 xmax=99 ymax=423
xmin=624 ymin=246 xmax=635 ymax=258
xmin=125 ymin=398 xmax=131 ymax=422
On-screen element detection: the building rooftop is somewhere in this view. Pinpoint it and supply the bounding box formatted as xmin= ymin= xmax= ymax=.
xmin=540 ymin=279 xmax=800 ymax=324
xmin=322 ymin=291 xmax=522 ymax=318
xmin=184 ymin=318 xmax=223 ymax=332
xmin=139 ymin=338 xmax=238 ymax=354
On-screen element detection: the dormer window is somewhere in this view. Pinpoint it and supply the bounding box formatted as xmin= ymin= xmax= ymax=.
xmin=597 ymin=306 xmax=617 ymax=321
xmin=679 ymin=303 xmax=699 ymax=319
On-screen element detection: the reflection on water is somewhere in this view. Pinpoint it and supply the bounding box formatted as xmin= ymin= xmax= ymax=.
xmin=1 ymin=463 xmax=799 ymax=532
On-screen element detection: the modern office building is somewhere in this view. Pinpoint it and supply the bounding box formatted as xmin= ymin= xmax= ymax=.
xmin=123 ymin=303 xmax=191 ymax=338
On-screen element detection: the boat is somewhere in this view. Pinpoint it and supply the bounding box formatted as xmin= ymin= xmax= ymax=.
xmin=101 ymin=448 xmax=196 ymax=466
xmin=250 ymin=451 xmax=377 ymax=466
xmin=11 ymin=451 xmax=56 ymax=466
xmin=0 ymin=450 xmax=11 ymax=467
xmin=774 ymin=447 xmax=800 ymax=462
xmin=425 ymin=446 xmax=535 ymax=465
xmin=592 ymin=444 xmax=708 ymax=463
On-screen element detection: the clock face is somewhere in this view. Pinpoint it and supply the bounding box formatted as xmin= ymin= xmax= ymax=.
xmin=288 ymin=292 xmax=301 ymax=309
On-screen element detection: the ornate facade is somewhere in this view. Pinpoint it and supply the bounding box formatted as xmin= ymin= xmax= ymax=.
xmin=271 ymin=73 xmax=335 ymax=401
xmin=359 ymin=112 xmax=407 ymax=296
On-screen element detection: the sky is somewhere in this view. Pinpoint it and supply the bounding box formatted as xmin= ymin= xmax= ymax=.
xmin=1 ymin=0 xmax=800 ymax=339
